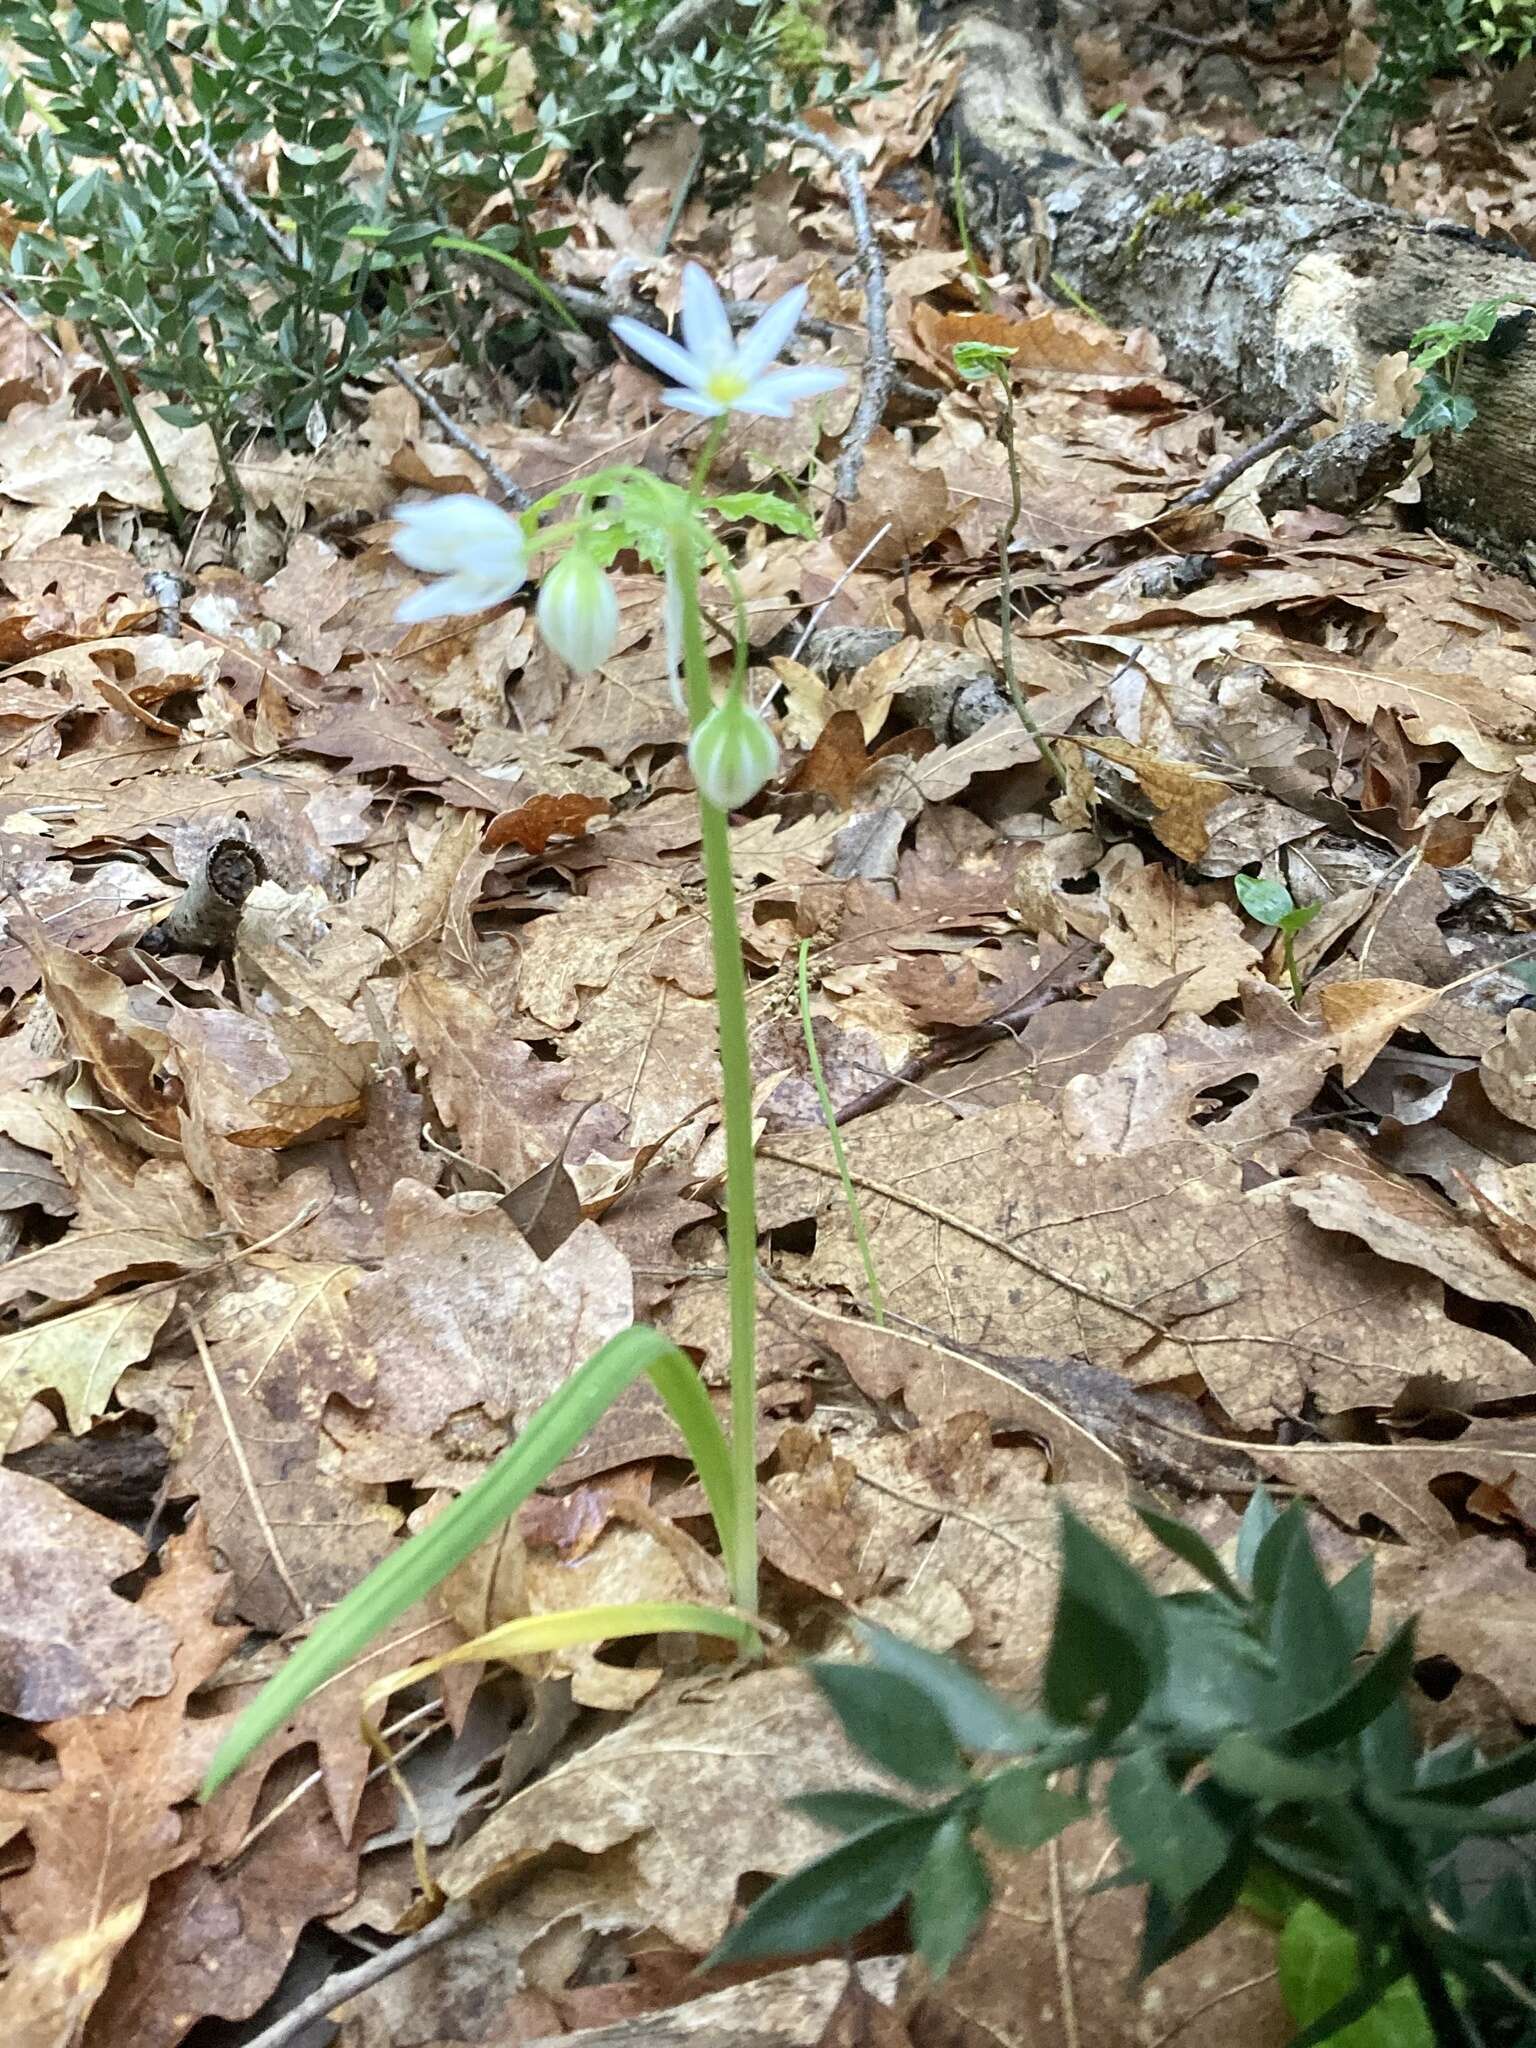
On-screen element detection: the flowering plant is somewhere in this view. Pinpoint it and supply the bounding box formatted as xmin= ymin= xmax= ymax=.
xmin=202 ymin=265 xmax=846 ymax=1801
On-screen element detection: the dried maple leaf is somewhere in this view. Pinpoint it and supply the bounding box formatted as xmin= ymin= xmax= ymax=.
xmin=1256 ymin=1432 xmax=1536 ymax=1546
xmin=400 ymin=969 xmax=599 ymax=1187
xmin=438 ymin=1666 xmax=894 ymax=1953
xmin=80 ymin=1761 xmax=367 ymax=2048
xmin=0 ymin=1521 xmax=242 ymax=2047
xmin=338 ymin=1183 xmax=652 ymax=1485
xmin=1315 ymin=977 xmax=1439 ymax=1086
xmin=1481 ymin=1009 xmax=1536 ymax=1129
xmin=1070 ymin=733 xmax=1234 ymax=861
xmin=0 ymin=1467 xmax=175 ymax=1720
xmin=30 ymin=934 xmax=177 ymax=1137
xmin=1287 ymin=1168 xmax=1536 ymax=1316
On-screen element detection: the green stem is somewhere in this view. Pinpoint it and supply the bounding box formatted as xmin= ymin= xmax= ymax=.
xmin=996 ymin=383 xmax=1066 ymax=789
xmin=677 ymin=440 xmax=758 ymax=1616
xmin=1282 ymin=932 xmax=1303 ymax=1006
xmin=796 ymin=940 xmax=884 ymax=1325
xmin=89 ymin=324 xmax=186 ymax=540
xmin=681 ymin=577 xmax=759 ymax=1616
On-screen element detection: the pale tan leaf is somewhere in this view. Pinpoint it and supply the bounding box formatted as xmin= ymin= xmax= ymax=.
xmin=1316 ymin=977 xmax=1438 ymax=1086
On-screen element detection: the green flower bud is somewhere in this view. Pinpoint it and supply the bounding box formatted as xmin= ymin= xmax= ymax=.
xmin=537 ymin=548 xmax=620 ymax=673
xmin=688 ymin=693 xmax=780 ymax=811
xmin=951 ymin=340 xmax=1016 ymax=384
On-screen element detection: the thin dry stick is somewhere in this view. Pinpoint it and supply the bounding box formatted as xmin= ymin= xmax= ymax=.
xmin=1047 ymin=1838 xmax=1081 ymax=2048
xmin=652 ymin=0 xmax=747 ymax=49
xmin=1166 ymin=400 xmax=1326 ymax=514
xmin=786 ymin=519 xmax=892 ymax=664
xmin=195 ymin=142 xmax=528 ymax=509
xmin=240 ymin=1901 xmax=476 ymax=2048
xmin=769 ymin=119 xmax=893 ymax=501
xmin=191 ymin=1320 xmax=308 ymax=1624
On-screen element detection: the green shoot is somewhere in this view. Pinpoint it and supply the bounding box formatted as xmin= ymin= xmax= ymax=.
xmin=1233 ymin=871 xmax=1322 ymax=1005
xmin=202 ymin=1322 xmax=744 ymax=1799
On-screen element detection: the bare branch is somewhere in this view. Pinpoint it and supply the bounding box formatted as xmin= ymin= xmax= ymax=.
xmin=238 ymin=1902 xmax=476 ymax=2048
xmin=769 ymin=119 xmax=893 ymax=503
xmin=1167 ymin=400 xmax=1326 ymax=513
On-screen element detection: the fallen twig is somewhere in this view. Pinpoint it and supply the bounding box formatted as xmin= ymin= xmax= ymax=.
xmin=239 ymin=1901 xmax=476 ymax=2048
xmin=195 ymin=143 xmax=528 ymax=509
xmin=1166 ymin=400 xmax=1325 ymax=513
xmin=769 ymin=119 xmax=893 ymax=503
xmin=140 ymin=835 xmax=264 ymax=958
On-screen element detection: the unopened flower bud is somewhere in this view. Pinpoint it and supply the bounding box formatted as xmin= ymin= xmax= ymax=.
xmin=537 ymin=548 xmax=620 ymax=673
xmin=688 ymin=692 xmax=780 ymax=811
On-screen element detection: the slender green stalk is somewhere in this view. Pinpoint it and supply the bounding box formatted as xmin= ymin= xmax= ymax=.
xmin=1282 ymin=932 xmax=1304 ymax=1006
xmin=89 ymin=323 xmax=186 ymax=539
xmin=796 ymin=940 xmax=884 ymax=1325
xmin=995 ymin=383 xmax=1066 ymax=790
xmin=678 ymin=550 xmax=760 ymax=1616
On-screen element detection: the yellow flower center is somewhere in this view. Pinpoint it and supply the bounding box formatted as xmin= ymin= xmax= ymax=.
xmin=703 ymin=363 xmax=751 ymax=405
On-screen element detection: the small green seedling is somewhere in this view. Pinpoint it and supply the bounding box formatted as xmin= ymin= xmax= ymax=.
xmin=1404 ymin=295 xmax=1526 ymax=439
xmin=1234 ymin=871 xmax=1321 ymax=1004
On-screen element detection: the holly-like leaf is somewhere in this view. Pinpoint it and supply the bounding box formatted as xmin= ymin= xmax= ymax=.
xmin=1043 ymin=1511 xmax=1167 ymax=1745
xmin=1107 ymin=1750 xmax=1233 ymax=1906
xmin=708 ymin=1810 xmax=944 ymax=1965
xmin=790 ymin=1789 xmax=919 ymax=1835
xmin=859 ymin=1623 xmax=1048 ymax=1754
xmin=911 ymin=1813 xmax=991 ymax=1977
xmin=809 ymin=1661 xmax=968 ymax=1789
xmin=979 ymin=1764 xmax=1086 ymax=1849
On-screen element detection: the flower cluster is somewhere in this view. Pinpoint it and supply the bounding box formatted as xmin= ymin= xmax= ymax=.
xmin=391 ymin=264 xmax=845 ymax=812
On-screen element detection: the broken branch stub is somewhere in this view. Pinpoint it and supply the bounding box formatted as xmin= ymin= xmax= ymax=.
xmin=142 ymin=837 xmax=265 ymax=958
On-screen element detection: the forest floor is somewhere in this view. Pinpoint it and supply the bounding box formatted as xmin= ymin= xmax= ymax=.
xmin=3 ymin=4 xmax=1536 ymax=2045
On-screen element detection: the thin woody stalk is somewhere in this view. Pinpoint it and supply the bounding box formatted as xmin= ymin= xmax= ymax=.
xmin=996 ymin=380 xmax=1066 ymax=788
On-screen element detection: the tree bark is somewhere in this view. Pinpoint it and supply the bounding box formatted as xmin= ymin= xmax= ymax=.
xmin=930 ymin=0 xmax=1536 ymax=572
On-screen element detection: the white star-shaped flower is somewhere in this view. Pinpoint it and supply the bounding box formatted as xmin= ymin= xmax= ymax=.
xmin=391 ymin=496 xmax=528 ymax=622
xmin=611 ymin=263 xmax=846 ymax=419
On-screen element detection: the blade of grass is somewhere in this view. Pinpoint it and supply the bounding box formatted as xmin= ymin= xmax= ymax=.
xmin=201 ymin=1325 xmax=739 ymax=1799
xmin=796 ymin=939 xmax=884 ymax=1324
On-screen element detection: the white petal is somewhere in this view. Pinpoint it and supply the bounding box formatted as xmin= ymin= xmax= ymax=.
xmin=742 ymin=363 xmax=848 ymax=411
xmin=611 ymin=314 xmax=710 ymax=392
xmin=680 ymin=261 xmax=733 ymax=368
xmin=733 ymin=283 xmax=808 ymax=382
xmin=662 ymin=387 xmax=728 ymax=417
xmin=392 ymin=496 xmax=524 ymax=574
xmin=395 ymin=571 xmax=513 ymax=622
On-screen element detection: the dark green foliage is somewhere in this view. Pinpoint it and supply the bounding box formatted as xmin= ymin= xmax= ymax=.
xmin=0 ymin=0 xmax=556 ymax=460
xmin=713 ymin=1496 xmax=1536 ymax=2042
xmin=519 ymin=0 xmax=878 ymax=209
xmin=1339 ymin=0 xmax=1536 ymax=173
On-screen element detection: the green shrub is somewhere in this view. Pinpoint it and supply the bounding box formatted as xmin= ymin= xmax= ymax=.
xmin=515 ymin=0 xmax=877 ymax=211
xmin=0 ymin=0 xmax=556 ymax=459
xmin=1342 ymin=0 xmax=1536 ymax=167
xmin=715 ymin=1493 xmax=1536 ymax=2045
